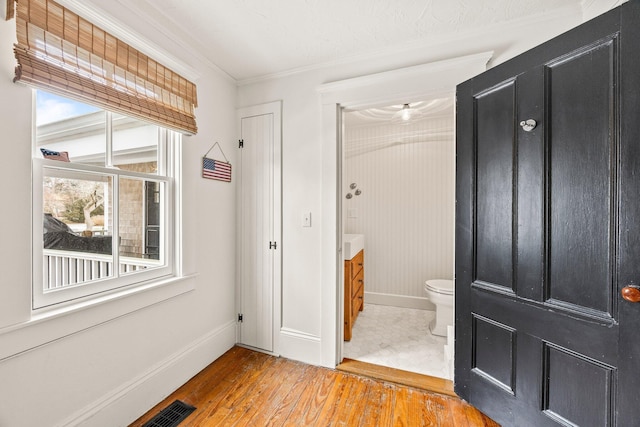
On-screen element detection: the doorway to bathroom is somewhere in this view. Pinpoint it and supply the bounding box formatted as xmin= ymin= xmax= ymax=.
xmin=340 ymin=98 xmax=455 ymax=380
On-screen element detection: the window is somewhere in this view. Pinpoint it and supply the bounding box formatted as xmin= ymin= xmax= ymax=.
xmin=33 ymin=90 xmax=179 ymax=309
xmin=13 ymin=0 xmax=195 ymax=309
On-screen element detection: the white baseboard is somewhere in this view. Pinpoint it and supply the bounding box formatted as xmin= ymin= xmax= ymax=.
xmin=59 ymin=320 xmax=236 ymax=427
xmin=279 ymin=327 xmax=322 ymax=366
xmin=364 ymin=291 xmax=436 ymax=311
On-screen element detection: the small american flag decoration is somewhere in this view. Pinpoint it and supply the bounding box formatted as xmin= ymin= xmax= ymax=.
xmin=40 ymin=148 xmax=70 ymax=162
xmin=202 ymin=157 xmax=231 ymax=182
xmin=202 ymin=142 xmax=231 ymax=182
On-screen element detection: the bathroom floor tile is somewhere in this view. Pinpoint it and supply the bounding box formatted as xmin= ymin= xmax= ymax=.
xmin=343 ymin=304 xmax=450 ymax=380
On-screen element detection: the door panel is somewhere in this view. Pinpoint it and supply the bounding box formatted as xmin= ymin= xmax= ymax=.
xmin=472 ymin=315 xmax=515 ymax=393
xmin=475 ymin=80 xmax=516 ymax=292
xmin=542 ymin=343 xmax=615 ymax=427
xmin=144 ymin=181 xmax=160 ymax=260
xmin=456 ymin=2 xmax=639 ymax=426
xmin=546 ymin=36 xmax=618 ymax=317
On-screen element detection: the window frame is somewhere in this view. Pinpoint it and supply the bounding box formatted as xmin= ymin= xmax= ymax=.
xmin=31 ymin=91 xmax=179 ymax=310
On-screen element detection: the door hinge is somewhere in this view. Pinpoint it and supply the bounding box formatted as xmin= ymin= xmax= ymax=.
xmin=269 ymin=241 xmax=277 ymax=250
xmin=238 ymin=313 xmax=243 ymax=323
xmin=239 ymin=139 xmax=244 ymax=148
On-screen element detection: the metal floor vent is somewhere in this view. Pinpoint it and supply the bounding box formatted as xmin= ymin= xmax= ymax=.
xmin=142 ymin=400 xmax=196 ymax=427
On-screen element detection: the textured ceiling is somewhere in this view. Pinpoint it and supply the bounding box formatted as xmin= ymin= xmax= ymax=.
xmin=83 ymin=0 xmax=588 ymax=81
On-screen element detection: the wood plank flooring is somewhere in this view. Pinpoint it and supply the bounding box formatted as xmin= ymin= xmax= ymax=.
xmin=129 ymin=346 xmax=499 ymax=426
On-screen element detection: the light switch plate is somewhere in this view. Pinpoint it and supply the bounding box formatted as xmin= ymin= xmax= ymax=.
xmin=303 ymin=212 xmax=311 ymax=227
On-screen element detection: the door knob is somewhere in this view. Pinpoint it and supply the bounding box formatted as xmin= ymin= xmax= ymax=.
xmin=621 ymin=285 xmax=640 ymax=303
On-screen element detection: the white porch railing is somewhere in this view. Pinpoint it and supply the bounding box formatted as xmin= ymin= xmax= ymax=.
xmin=43 ymin=249 xmax=161 ymax=290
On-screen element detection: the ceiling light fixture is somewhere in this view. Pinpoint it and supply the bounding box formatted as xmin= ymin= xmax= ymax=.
xmin=392 ymin=103 xmax=422 ymax=125
xmin=401 ymin=104 xmax=412 ymax=121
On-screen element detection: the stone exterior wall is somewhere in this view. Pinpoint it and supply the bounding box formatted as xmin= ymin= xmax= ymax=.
xmin=117 ymin=162 xmax=156 ymax=258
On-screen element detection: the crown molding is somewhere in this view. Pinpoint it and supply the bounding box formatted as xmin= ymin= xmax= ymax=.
xmin=55 ymin=0 xmax=206 ymax=82
xmin=105 ymin=0 xmax=236 ymax=84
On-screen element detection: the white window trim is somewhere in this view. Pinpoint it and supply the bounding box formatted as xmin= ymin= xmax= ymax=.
xmin=31 ymin=93 xmax=182 ymax=311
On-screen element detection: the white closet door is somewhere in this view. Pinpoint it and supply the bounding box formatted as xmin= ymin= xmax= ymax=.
xmin=237 ymin=102 xmax=281 ymax=352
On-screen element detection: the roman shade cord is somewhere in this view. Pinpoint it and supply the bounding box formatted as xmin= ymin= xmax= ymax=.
xmin=5 ymin=0 xmax=15 ymax=20
xmin=204 ymin=142 xmax=229 ymax=163
xmin=12 ymin=0 xmax=198 ymax=135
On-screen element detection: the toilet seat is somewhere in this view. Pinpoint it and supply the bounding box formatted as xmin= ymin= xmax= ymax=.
xmin=425 ymin=279 xmax=454 ymax=295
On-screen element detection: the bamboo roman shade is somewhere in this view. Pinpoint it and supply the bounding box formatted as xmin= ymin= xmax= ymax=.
xmin=13 ymin=0 xmax=198 ymax=134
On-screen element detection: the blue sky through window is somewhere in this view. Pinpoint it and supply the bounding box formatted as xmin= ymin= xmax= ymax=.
xmin=36 ymin=90 xmax=101 ymax=125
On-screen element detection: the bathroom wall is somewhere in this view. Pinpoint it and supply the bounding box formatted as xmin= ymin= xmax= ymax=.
xmin=343 ymin=106 xmax=455 ymax=307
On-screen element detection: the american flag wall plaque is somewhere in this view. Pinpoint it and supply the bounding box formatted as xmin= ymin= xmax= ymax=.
xmin=202 ymin=157 xmax=232 ymax=182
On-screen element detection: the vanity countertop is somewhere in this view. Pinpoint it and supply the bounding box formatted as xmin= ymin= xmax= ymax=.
xmin=343 ymin=234 xmax=364 ymax=260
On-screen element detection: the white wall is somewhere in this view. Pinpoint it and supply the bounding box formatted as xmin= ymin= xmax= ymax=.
xmin=343 ymin=113 xmax=455 ymax=307
xmin=238 ymin=11 xmax=586 ymax=368
xmin=0 ymin=12 xmax=238 ymax=427
xmin=238 ymin=72 xmax=327 ymax=364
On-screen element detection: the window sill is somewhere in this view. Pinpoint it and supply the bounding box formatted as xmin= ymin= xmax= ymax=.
xmin=0 ymin=274 xmax=197 ymax=362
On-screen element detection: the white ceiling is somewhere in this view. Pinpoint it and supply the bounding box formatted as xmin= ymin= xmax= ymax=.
xmin=76 ymin=0 xmax=614 ymax=82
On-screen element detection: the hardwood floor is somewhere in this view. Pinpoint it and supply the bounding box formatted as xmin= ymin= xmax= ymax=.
xmin=130 ymin=346 xmax=499 ymax=426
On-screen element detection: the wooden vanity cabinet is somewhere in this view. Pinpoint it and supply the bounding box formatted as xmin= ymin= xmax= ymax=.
xmin=344 ymin=249 xmax=364 ymax=341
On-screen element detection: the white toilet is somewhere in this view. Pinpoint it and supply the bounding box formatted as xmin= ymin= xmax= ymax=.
xmin=424 ymin=279 xmax=454 ymax=337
